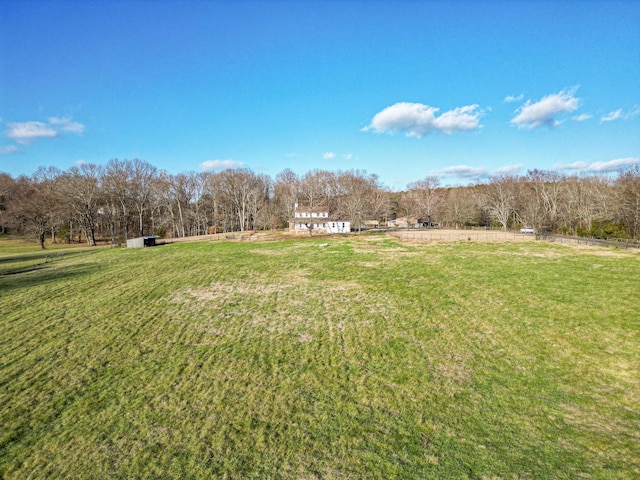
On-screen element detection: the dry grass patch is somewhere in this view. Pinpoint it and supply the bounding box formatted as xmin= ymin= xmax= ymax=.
xmin=391 ymin=229 xmax=536 ymax=243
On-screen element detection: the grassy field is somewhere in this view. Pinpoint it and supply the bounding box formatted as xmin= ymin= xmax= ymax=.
xmin=1 ymin=234 xmax=639 ymax=479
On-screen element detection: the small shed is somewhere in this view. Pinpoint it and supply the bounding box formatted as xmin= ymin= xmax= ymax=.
xmin=126 ymin=235 xmax=160 ymax=248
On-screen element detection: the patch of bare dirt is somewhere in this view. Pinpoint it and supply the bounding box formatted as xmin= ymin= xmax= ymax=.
xmin=391 ymin=229 xmax=536 ymax=243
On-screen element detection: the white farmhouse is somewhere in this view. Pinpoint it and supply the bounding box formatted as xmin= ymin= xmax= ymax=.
xmin=289 ymin=204 xmax=350 ymax=234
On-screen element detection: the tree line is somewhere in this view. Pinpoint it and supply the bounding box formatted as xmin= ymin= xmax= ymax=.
xmin=1 ymin=159 xmax=638 ymax=248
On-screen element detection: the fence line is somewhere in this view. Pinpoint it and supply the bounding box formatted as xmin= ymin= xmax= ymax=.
xmin=390 ymin=230 xmax=530 ymax=242
xmin=541 ymin=234 xmax=640 ymax=249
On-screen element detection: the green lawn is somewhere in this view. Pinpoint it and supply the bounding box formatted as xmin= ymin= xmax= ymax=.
xmin=1 ymin=235 xmax=638 ymax=479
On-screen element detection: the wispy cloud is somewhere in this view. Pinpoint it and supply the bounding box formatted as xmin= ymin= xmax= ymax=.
xmin=600 ymin=107 xmax=640 ymax=122
xmin=200 ymin=159 xmax=245 ymax=171
xmin=572 ymin=113 xmax=592 ymax=122
xmin=491 ymin=164 xmax=524 ymax=176
xmin=0 ymin=145 xmax=19 ymax=155
xmin=554 ymin=157 xmax=640 ymax=173
xmin=504 ymin=94 xmax=524 ymax=103
xmin=510 ymin=87 xmax=580 ymax=129
xmin=431 ymin=163 xmax=524 ymax=181
xmin=363 ymin=102 xmax=483 ymax=138
xmin=48 ymin=116 xmax=85 ymax=134
xmin=431 ymin=165 xmax=488 ymax=181
xmin=601 ymin=109 xmax=622 ymax=122
xmin=6 ymin=121 xmax=57 ymax=144
xmin=324 ymin=152 xmax=353 ymax=160
xmin=5 ymin=116 xmax=85 ymax=145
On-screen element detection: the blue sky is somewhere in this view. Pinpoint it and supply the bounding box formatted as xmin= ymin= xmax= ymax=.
xmin=1 ymin=0 xmax=639 ymax=189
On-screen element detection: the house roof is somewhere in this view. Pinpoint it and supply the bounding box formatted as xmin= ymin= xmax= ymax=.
xmin=295 ymin=205 xmax=329 ymax=213
xmin=290 ymin=217 xmax=348 ymax=223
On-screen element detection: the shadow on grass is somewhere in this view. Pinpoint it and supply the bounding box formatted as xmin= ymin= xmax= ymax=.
xmin=0 ymin=261 xmax=103 ymax=293
xmin=0 ymin=248 xmax=98 ymax=265
xmin=0 ymin=250 xmax=103 ymax=278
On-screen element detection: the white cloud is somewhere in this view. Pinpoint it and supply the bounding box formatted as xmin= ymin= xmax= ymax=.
xmin=572 ymin=113 xmax=592 ymax=122
xmin=600 ymin=107 xmax=640 ymax=122
xmin=554 ymin=157 xmax=640 ymax=173
xmin=601 ymin=109 xmax=622 ymax=122
xmin=431 ymin=165 xmax=488 ymax=180
xmin=504 ymin=94 xmax=524 ymax=103
xmin=492 ymin=164 xmax=524 ymax=176
xmin=435 ymin=105 xmax=483 ymax=134
xmin=6 ymin=121 xmax=57 ymax=144
xmin=48 ymin=116 xmax=85 ymax=134
xmin=555 ymin=161 xmax=588 ymax=171
xmin=511 ymin=87 xmax=580 ymax=129
xmin=5 ymin=116 xmax=85 ymax=145
xmin=200 ymin=159 xmax=245 ymax=171
xmin=0 ymin=145 xmax=19 ymax=155
xmin=586 ymin=158 xmax=640 ymax=171
xmin=323 ymin=152 xmax=336 ymax=160
xmin=431 ymin=163 xmax=524 ymax=181
xmin=363 ymin=102 xmax=483 ymax=138
xmin=342 ymin=153 xmax=353 ymax=160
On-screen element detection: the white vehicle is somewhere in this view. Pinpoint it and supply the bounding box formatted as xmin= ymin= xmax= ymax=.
xmin=520 ymin=226 xmax=535 ymax=234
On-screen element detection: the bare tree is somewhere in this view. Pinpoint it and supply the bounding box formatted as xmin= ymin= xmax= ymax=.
xmin=405 ymin=176 xmax=443 ymax=226
xmin=299 ymin=169 xmax=334 ymax=209
xmin=129 ymin=159 xmax=158 ymax=237
xmin=247 ymin=173 xmax=271 ymax=231
xmin=200 ymin=172 xmax=225 ymax=233
xmin=562 ymin=175 xmax=609 ymax=235
xmin=614 ymin=165 xmax=640 ymax=238
xmin=6 ymin=175 xmax=54 ymax=248
xmin=335 ymin=170 xmax=379 ymax=231
xmin=369 ymin=187 xmax=393 ymax=226
xmin=189 ymin=172 xmax=211 ymax=235
xmin=169 ymin=173 xmax=197 ymax=237
xmin=526 ymin=170 xmax=564 ymax=233
xmin=152 ymin=172 xmax=172 ymax=237
xmin=60 ymin=163 xmax=104 ymax=246
xmin=441 ymin=186 xmax=480 ymax=228
xmin=0 ymin=173 xmax=19 ymax=234
xmin=216 ymin=169 xmax=269 ymax=232
xmin=104 ymin=159 xmax=134 ymax=242
xmin=33 ymin=167 xmax=65 ymax=245
xmin=511 ymin=178 xmax=543 ymax=234
xmin=273 ymin=169 xmax=299 ymax=228
xmin=479 ymin=175 xmax=518 ymax=230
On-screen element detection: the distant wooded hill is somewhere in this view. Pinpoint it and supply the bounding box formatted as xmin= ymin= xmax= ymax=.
xmin=1 ymin=160 xmax=638 ymax=247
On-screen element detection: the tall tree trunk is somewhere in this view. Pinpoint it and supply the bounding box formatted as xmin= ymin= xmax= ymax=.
xmin=139 ymin=211 xmax=144 ymax=237
xmin=177 ymin=201 xmax=185 ymax=237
